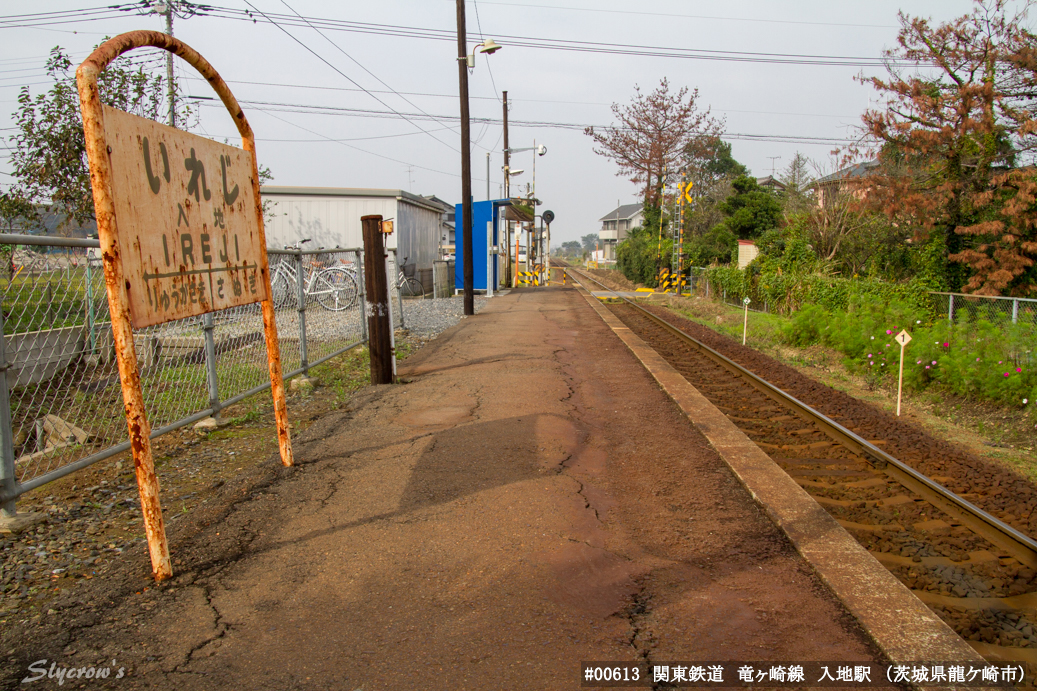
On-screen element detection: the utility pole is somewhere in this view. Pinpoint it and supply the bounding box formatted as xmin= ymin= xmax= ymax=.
xmin=164 ymin=2 xmax=175 ymax=128
xmin=486 ymin=153 xmax=490 ymax=201
xmin=502 ymin=90 xmax=510 ymax=198
xmin=456 ymin=0 xmax=475 ymax=316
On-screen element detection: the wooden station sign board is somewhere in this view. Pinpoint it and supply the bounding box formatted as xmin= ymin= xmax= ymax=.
xmin=102 ymin=105 xmax=268 ymax=328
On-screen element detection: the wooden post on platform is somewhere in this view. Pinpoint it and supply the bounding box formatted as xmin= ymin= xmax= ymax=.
xmin=363 ymin=215 xmax=394 ymax=385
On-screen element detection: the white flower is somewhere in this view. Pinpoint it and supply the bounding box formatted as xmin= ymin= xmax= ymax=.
xmin=1025 ymin=399 xmax=1030 ymax=405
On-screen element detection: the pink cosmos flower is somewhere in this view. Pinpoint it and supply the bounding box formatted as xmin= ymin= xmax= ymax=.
xmin=1005 ymin=372 xmax=1011 ymax=377
xmin=931 ymin=361 xmax=937 ymax=365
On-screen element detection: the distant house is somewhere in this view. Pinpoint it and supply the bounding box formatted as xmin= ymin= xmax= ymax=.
xmin=812 ymin=160 xmax=880 ymax=208
xmin=598 ymin=203 xmax=643 ymax=262
xmin=756 ymin=176 xmax=787 ymax=194
xmin=737 ymin=240 xmax=759 ymax=269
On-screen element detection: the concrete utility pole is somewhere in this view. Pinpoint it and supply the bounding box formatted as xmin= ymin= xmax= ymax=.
xmin=502 ymin=91 xmax=510 ymax=198
xmin=455 ymin=0 xmax=475 ymax=316
xmin=164 ymin=3 xmax=175 ymax=128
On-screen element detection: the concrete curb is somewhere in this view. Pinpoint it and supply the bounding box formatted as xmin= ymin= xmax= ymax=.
xmin=571 ymin=279 xmax=985 ymax=667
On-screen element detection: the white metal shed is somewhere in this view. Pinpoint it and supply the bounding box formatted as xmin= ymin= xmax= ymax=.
xmin=260 ymin=186 xmax=448 ymax=272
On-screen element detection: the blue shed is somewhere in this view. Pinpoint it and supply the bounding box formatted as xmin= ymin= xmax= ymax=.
xmin=454 ymin=199 xmax=511 ymax=293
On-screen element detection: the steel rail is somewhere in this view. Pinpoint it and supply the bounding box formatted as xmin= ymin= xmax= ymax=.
xmin=567 ymin=267 xmax=1037 ymax=568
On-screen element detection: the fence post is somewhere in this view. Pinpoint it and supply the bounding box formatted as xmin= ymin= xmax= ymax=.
xmin=0 ymin=309 xmax=18 ymax=518
xmin=433 ymin=261 xmax=439 ymax=299
xmin=202 ymin=313 xmax=220 ymax=417
xmin=392 ymin=250 xmax=406 ymax=329
xmin=85 ymin=254 xmax=97 ymax=354
xmin=948 ymin=294 xmax=955 ymax=323
xmin=296 ymin=251 xmax=309 ymax=375
xmin=356 ymin=249 xmax=368 ymax=343
xmin=1013 ymin=299 xmax=1019 ymax=325
xmin=362 ymin=215 xmax=394 ymax=384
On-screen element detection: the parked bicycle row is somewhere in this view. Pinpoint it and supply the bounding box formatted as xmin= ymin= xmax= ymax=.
xmin=269 ymin=240 xmax=426 ymax=312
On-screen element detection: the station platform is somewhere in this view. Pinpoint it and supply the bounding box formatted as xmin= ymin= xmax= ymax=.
xmin=8 ymin=286 xmax=929 ymax=689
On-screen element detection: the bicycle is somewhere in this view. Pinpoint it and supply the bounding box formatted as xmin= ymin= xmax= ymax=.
xmin=394 ymin=256 xmax=425 ymax=298
xmin=270 ymin=240 xmax=359 ymax=311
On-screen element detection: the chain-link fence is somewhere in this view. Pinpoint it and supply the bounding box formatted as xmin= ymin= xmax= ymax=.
xmin=933 ymin=291 xmax=1037 ymax=329
xmin=688 ymin=267 xmax=773 ymax=314
xmin=0 ymin=236 xmax=400 ymax=513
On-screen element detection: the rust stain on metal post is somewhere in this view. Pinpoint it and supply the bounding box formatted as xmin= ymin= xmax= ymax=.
xmin=76 ymin=31 xmax=294 ymax=580
xmin=362 ymin=215 xmax=394 ymax=385
xmin=77 ymin=49 xmax=170 ymax=582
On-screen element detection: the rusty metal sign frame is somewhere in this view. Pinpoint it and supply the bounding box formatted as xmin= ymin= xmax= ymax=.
xmin=77 ymin=31 xmax=294 ymax=581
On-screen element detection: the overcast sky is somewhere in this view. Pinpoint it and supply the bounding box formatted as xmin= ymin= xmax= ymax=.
xmin=1 ymin=0 xmax=986 ymax=244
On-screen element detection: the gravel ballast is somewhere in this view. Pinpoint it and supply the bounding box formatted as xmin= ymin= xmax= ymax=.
xmin=397 ymin=295 xmax=489 ymax=338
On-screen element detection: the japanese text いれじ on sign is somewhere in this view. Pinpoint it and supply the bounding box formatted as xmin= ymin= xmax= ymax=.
xmin=102 ymin=105 xmax=268 ymax=328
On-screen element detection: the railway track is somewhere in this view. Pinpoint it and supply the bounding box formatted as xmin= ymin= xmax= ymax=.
xmin=567 ymin=267 xmax=1037 ymax=670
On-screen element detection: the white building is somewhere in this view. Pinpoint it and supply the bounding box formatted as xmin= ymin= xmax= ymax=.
xmin=261 ymin=186 xmax=450 ymax=272
xmin=598 ymin=203 xmax=643 ymax=262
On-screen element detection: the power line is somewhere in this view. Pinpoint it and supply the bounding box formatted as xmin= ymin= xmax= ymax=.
xmin=214 ymin=97 xmax=859 ymax=145
xmin=241 ymin=0 xmax=460 ymax=156
xmin=200 ymin=5 xmax=905 ymax=68
xmin=250 ymin=106 xmax=491 ymax=184
xmin=471 ymin=0 xmax=502 ymax=104
xmin=275 ymin=0 xmax=478 ymax=149
xmin=464 ymin=1 xmax=898 ymax=30
xmin=183 ymin=74 xmax=859 ymax=119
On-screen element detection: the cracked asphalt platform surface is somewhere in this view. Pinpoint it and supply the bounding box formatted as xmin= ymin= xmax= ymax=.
xmin=2 ymin=286 xmax=884 ymax=689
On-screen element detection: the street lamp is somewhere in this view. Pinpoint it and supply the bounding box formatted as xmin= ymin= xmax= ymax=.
xmin=456 ymin=1 xmax=501 ymax=316
xmin=503 ymin=143 xmax=545 ymax=199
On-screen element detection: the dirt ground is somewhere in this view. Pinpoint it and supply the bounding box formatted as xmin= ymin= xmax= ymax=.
xmin=0 ymin=287 xmax=883 ymax=689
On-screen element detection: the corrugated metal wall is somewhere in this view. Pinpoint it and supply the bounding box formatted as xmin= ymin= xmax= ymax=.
xmin=263 ymin=196 xmax=397 ymax=252
xmin=395 ymin=202 xmax=441 ymax=272
xmin=262 ymin=193 xmax=441 ymax=271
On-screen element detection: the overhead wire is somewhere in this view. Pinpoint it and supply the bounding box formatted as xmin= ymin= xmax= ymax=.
xmin=249 ymin=105 xmax=496 ymax=184
xmin=471 ymin=0 xmax=502 ymax=104
xmin=242 ymin=0 xmax=461 ymax=156
xmin=277 ymin=0 xmax=474 ymax=147
xmin=464 ymin=1 xmax=898 ymax=30
xmin=219 ymin=97 xmax=858 ymax=145
xmin=200 ymin=5 xmax=906 ymax=68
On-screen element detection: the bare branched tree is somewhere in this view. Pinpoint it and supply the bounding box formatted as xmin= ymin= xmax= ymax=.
xmin=585 ymin=79 xmax=724 ymax=208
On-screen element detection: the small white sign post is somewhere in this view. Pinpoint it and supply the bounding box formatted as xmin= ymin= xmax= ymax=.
xmin=895 ymin=329 xmax=912 ymax=416
xmin=742 ymin=297 xmax=751 ymax=345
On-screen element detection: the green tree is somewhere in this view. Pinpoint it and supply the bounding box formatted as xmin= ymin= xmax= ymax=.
xmin=698 ymin=139 xmax=747 ymax=181
xmin=778 ymin=152 xmax=814 ymax=215
xmin=581 ymin=233 xmax=599 ymax=254
xmin=7 ymin=45 xmax=194 ymax=231
xmin=685 ymin=223 xmax=736 ymax=267
xmin=559 ymin=240 xmax=582 ymax=257
xmin=718 ymin=175 xmax=782 ymax=239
